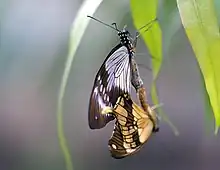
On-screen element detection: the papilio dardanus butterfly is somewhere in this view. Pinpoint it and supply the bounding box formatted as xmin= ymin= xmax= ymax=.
xmin=87 ymin=15 xmax=157 ymax=129
xmin=107 ymin=93 xmax=159 ymax=159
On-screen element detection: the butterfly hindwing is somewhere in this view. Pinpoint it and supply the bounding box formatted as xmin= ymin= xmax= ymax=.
xmin=108 ymin=94 xmax=155 ymax=159
xmin=88 ymin=44 xmax=131 ymax=129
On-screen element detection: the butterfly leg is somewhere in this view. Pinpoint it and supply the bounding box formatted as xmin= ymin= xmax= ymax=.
xmin=152 ymin=109 xmax=162 ymax=132
xmin=151 ymin=103 xmax=163 ymax=132
xmin=153 ymin=116 xmax=160 ymax=132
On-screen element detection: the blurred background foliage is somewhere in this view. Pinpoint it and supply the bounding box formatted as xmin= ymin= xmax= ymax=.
xmin=1 ymin=0 xmax=220 ymax=170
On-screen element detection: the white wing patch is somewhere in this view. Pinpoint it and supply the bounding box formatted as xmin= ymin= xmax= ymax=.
xmin=105 ymin=46 xmax=131 ymax=93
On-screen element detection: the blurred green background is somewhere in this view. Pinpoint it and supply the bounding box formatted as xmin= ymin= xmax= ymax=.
xmin=1 ymin=0 xmax=220 ymax=170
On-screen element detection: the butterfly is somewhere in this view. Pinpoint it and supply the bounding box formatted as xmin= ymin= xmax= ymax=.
xmin=87 ymin=15 xmax=157 ymax=129
xmin=107 ymin=93 xmax=160 ymax=159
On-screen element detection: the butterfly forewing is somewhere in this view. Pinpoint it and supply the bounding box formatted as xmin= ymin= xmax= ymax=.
xmin=108 ymin=94 xmax=154 ymax=159
xmin=88 ymin=44 xmax=131 ymax=129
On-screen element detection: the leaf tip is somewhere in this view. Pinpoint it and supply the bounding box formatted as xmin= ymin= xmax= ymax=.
xmin=214 ymin=126 xmax=219 ymax=135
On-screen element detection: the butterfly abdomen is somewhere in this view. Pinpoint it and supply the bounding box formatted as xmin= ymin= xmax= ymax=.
xmin=137 ymin=87 xmax=159 ymax=132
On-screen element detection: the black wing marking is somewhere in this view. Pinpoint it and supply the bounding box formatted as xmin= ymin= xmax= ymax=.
xmin=108 ymin=94 xmax=156 ymax=159
xmin=88 ymin=44 xmax=131 ymax=129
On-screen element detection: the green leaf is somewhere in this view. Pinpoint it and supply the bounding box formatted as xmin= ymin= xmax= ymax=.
xmin=130 ymin=0 xmax=161 ymax=79
xmin=158 ymin=0 xmax=182 ymax=57
xmin=56 ymin=1 xmax=103 ymax=170
xmin=177 ymin=0 xmax=220 ymax=134
xmin=200 ymin=69 xmax=215 ymax=134
xmin=130 ymin=0 xmax=179 ymax=135
xmin=214 ymin=0 xmax=220 ymax=25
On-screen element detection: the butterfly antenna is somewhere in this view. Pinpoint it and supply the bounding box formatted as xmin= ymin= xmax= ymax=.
xmin=138 ymin=18 xmax=158 ymax=31
xmin=134 ymin=18 xmax=158 ymax=39
xmin=87 ymin=15 xmax=120 ymax=32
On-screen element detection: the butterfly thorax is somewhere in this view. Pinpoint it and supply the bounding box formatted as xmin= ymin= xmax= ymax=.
xmin=118 ymin=30 xmax=133 ymax=51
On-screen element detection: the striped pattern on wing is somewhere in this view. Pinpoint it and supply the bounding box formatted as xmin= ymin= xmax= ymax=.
xmin=108 ymin=94 xmax=155 ymax=159
xmin=88 ymin=44 xmax=131 ymax=129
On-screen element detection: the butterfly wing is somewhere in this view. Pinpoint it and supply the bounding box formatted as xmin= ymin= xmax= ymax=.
xmin=108 ymin=94 xmax=155 ymax=159
xmin=88 ymin=44 xmax=131 ymax=129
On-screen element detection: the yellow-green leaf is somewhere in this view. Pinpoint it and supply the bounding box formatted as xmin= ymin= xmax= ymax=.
xmin=158 ymin=0 xmax=181 ymax=57
xmin=130 ymin=0 xmax=179 ymax=135
xmin=177 ymin=0 xmax=220 ymax=134
xmin=200 ymin=70 xmax=215 ymax=134
xmin=56 ymin=1 xmax=103 ymax=170
xmin=130 ymin=0 xmax=161 ymax=79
